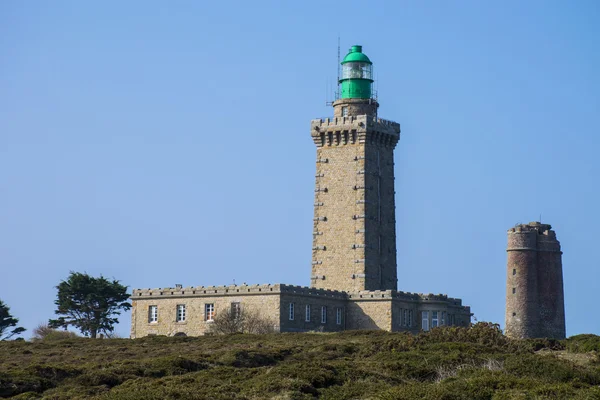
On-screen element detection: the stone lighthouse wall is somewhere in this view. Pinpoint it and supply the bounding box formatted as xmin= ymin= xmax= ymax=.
xmin=310 ymin=98 xmax=400 ymax=293
xmin=505 ymin=222 xmax=565 ymax=339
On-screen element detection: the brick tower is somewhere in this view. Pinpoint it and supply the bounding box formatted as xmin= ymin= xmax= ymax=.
xmin=310 ymin=45 xmax=400 ymax=292
xmin=505 ymin=222 xmax=566 ymax=339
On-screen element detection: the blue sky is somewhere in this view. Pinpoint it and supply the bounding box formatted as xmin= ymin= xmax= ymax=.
xmin=1 ymin=1 xmax=598 ymax=338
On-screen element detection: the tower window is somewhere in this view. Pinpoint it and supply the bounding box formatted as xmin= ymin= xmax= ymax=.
xmin=513 ymin=269 xmax=516 ymax=275
xmin=512 ymin=312 xmax=517 ymax=317
xmin=336 ymin=307 xmax=342 ymax=325
xmin=512 ymin=288 xmax=516 ymax=294
xmin=342 ymin=106 xmax=348 ymax=117
xmin=321 ymin=306 xmax=327 ymax=324
xmin=289 ymin=303 xmax=295 ymax=321
xmin=305 ymin=304 xmax=311 ymax=322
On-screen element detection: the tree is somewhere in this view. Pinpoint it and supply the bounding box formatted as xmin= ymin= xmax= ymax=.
xmin=49 ymin=272 xmax=131 ymax=338
xmin=0 ymin=299 xmax=26 ymax=340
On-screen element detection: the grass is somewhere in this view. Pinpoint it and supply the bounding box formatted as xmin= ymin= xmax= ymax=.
xmin=0 ymin=324 xmax=598 ymax=399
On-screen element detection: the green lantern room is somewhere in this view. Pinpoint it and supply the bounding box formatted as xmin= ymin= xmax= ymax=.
xmin=340 ymin=45 xmax=374 ymax=99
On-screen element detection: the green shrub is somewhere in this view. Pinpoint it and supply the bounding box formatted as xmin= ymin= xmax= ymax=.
xmin=565 ymin=334 xmax=600 ymax=353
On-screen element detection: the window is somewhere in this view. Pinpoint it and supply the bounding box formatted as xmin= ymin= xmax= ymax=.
xmin=321 ymin=306 xmax=327 ymax=324
xmin=513 ymin=269 xmax=516 ymax=275
xmin=289 ymin=303 xmax=295 ymax=321
xmin=432 ymin=311 xmax=439 ymax=328
xmin=149 ymin=305 xmax=158 ymax=323
xmin=342 ymin=62 xmax=373 ymax=80
xmin=342 ymin=106 xmax=349 ymax=117
xmin=512 ymin=288 xmax=516 ymax=294
xmin=336 ymin=307 xmax=342 ymax=325
xmin=408 ymin=310 xmax=413 ymax=327
xmin=176 ymin=304 xmax=186 ymax=322
xmin=403 ymin=309 xmax=408 ymax=326
xmin=205 ymin=303 xmax=215 ymax=321
xmin=305 ymin=304 xmax=311 ymax=322
xmin=441 ymin=311 xmax=446 ymax=326
xmin=231 ymin=302 xmax=241 ymax=319
xmin=422 ymin=311 xmax=429 ymax=331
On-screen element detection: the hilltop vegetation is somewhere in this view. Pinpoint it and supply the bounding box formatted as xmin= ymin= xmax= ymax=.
xmin=0 ymin=323 xmax=599 ymax=400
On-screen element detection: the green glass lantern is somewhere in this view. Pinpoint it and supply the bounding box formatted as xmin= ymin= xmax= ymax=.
xmin=339 ymin=45 xmax=373 ymax=99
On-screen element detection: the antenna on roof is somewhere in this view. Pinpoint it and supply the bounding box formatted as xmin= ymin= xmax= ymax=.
xmin=336 ymin=35 xmax=341 ymax=99
xmin=327 ymin=37 xmax=341 ymax=106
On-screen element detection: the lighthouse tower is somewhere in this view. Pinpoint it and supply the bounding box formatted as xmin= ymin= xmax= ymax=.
xmin=310 ymin=45 xmax=401 ymax=292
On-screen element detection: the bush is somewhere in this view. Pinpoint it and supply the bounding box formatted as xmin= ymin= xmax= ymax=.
xmin=565 ymin=334 xmax=600 ymax=353
xmin=1 ymin=328 xmax=599 ymax=399
xmin=415 ymin=322 xmax=510 ymax=349
xmin=31 ymin=324 xmax=79 ymax=341
xmin=208 ymin=307 xmax=276 ymax=335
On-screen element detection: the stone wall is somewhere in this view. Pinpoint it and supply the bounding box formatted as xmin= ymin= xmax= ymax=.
xmin=537 ymin=228 xmax=565 ymax=339
xmin=333 ymin=98 xmax=378 ymax=118
xmin=130 ymin=285 xmax=281 ymax=338
xmin=279 ymin=285 xmax=347 ymax=332
xmin=346 ymin=296 xmax=392 ymax=331
xmin=344 ymin=290 xmax=471 ymax=332
xmin=363 ymin=140 xmax=397 ymax=290
xmin=130 ymin=284 xmax=350 ymax=337
xmin=310 ymin=102 xmax=400 ymax=293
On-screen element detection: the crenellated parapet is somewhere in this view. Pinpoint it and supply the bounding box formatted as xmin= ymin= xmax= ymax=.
xmin=310 ymin=115 xmax=400 ymax=149
xmin=132 ymin=283 xmax=351 ymax=300
xmin=132 ymin=283 xmax=283 ymax=299
xmin=132 ymin=284 xmax=468 ymax=310
xmin=507 ymin=222 xmax=561 ymax=253
xmin=345 ymin=290 xmax=468 ymax=309
xmin=279 ymin=284 xmax=348 ymax=299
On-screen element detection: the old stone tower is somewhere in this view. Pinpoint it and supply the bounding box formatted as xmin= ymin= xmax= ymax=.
xmin=505 ymin=222 xmax=566 ymax=339
xmin=310 ymin=45 xmax=400 ymax=292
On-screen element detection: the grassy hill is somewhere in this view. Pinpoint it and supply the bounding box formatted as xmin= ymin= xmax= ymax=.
xmin=0 ymin=323 xmax=599 ymax=399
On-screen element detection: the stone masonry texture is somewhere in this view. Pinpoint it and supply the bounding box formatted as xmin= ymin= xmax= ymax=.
xmin=310 ymin=98 xmax=399 ymax=292
xmin=505 ymin=222 xmax=565 ymax=339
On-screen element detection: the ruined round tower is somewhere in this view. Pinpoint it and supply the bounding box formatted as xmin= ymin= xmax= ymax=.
xmin=505 ymin=222 xmax=565 ymax=339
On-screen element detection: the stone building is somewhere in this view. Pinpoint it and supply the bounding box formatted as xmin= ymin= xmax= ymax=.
xmin=505 ymin=222 xmax=566 ymax=339
xmin=130 ymin=45 xmax=472 ymax=338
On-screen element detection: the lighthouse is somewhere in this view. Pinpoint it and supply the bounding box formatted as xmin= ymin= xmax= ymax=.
xmin=310 ymin=45 xmax=401 ymax=292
